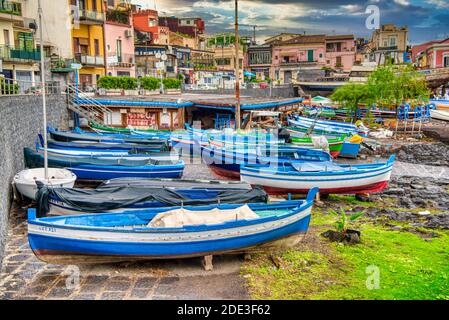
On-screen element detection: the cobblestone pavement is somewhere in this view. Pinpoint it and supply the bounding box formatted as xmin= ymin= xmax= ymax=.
xmin=0 ymin=162 xmax=249 ymax=300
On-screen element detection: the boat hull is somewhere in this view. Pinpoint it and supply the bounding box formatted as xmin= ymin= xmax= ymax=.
xmin=241 ymin=160 xmax=394 ymax=195
xmin=28 ymin=199 xmax=314 ymax=264
xmin=430 ymin=109 xmax=449 ymax=122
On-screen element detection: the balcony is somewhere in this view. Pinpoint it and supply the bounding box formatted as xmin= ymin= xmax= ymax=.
xmin=0 ymin=1 xmax=21 ymax=15
xmin=78 ymin=9 xmax=105 ymax=25
xmin=107 ymin=53 xmax=135 ymax=67
xmin=106 ymin=9 xmax=130 ymax=25
xmin=0 ymin=46 xmax=40 ymax=63
xmin=75 ymin=53 xmax=105 ymax=67
xmin=280 ymin=60 xmax=317 ymax=66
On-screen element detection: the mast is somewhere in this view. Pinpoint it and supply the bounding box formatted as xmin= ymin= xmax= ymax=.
xmin=38 ymin=0 xmax=48 ymax=179
xmin=234 ymin=0 xmax=240 ymax=129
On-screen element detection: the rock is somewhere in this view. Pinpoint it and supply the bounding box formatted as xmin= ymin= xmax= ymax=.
xmin=355 ymin=193 xmax=371 ymax=202
xmin=321 ymin=229 xmax=361 ymax=244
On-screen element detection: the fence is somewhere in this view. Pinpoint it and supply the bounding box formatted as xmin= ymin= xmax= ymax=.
xmin=0 ymin=78 xmax=62 ymax=96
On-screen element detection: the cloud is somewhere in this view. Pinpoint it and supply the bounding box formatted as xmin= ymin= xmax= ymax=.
xmin=131 ymin=0 xmax=447 ymax=43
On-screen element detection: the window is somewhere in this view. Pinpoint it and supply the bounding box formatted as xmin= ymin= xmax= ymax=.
xmin=92 ymin=0 xmax=97 ymax=11
xmin=390 ymin=37 xmax=396 ymax=46
xmin=94 ymin=39 xmax=100 ymax=56
xmin=149 ymin=18 xmax=157 ymax=27
xmin=383 ymin=40 xmax=388 ymax=47
xmin=17 ymin=32 xmax=33 ymax=51
xmin=444 ymin=55 xmax=449 ymax=68
xmin=116 ymin=39 xmax=122 ymax=62
xmin=3 ymin=29 xmax=10 ymax=46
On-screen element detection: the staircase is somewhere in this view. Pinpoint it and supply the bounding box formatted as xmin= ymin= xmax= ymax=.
xmin=66 ymin=84 xmax=113 ymax=125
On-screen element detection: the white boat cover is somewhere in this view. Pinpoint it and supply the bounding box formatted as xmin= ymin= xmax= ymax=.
xmin=311 ymin=136 xmax=330 ymax=152
xmin=291 ymin=161 xmax=344 ymax=172
xmin=148 ymin=205 xmax=259 ymax=228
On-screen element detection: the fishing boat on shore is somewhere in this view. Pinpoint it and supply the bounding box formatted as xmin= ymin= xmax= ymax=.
xmin=202 ymin=145 xmax=332 ymax=179
xmin=24 ymin=148 xmax=184 ymax=180
xmin=46 ymin=138 xmax=167 ymax=153
xmin=89 ymin=121 xmax=168 ymax=135
xmin=240 ymin=155 xmax=395 ymax=195
xmin=48 ymin=127 xmax=169 ymax=149
xmin=27 ymin=188 xmax=318 ymax=264
xmin=289 ymin=116 xmax=369 ymax=137
xmin=430 ymin=109 xmax=449 ymax=122
xmin=36 ymin=179 xmax=268 ymax=216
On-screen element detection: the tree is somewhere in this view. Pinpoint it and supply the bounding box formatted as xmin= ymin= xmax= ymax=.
xmin=331 ymin=83 xmax=373 ymax=121
xmin=367 ymin=64 xmax=430 ymax=108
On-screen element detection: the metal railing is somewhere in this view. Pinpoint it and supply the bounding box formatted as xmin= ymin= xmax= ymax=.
xmin=107 ymin=53 xmax=135 ymax=66
xmin=0 ymin=1 xmax=22 ymax=15
xmin=0 ymin=45 xmax=41 ymax=62
xmin=0 ymin=77 xmax=61 ymax=96
xmin=66 ymin=84 xmax=113 ymax=125
xmin=78 ymin=9 xmax=105 ymax=22
xmin=75 ymin=53 xmax=105 ymax=66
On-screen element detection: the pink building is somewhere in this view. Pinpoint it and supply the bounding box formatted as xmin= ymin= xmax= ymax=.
xmin=104 ymin=5 xmax=136 ymax=77
xmin=325 ymin=35 xmax=355 ymax=72
xmin=413 ymin=38 xmax=449 ymax=69
xmin=271 ymin=35 xmax=326 ymax=84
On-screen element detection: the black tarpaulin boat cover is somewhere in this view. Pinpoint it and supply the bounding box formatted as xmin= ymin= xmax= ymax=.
xmin=36 ymin=183 xmax=268 ymax=217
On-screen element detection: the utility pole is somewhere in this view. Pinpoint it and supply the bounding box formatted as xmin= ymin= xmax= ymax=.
xmin=234 ymin=0 xmax=241 ymax=129
xmin=38 ymin=0 xmax=48 ymax=179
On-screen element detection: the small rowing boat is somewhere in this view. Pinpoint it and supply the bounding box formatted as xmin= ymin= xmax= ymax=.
xmin=240 ymin=155 xmax=395 ymax=195
xmin=430 ymin=109 xmax=449 ymax=122
xmin=28 ymin=188 xmax=318 ymax=264
xmin=24 ymin=148 xmax=184 ymax=181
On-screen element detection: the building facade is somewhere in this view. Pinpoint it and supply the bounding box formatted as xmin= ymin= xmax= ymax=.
xmin=367 ymin=24 xmax=409 ymax=65
xmin=0 ymin=0 xmax=41 ymax=87
xmin=271 ymin=34 xmax=326 ymax=84
xmin=71 ymin=0 xmax=106 ymax=89
xmin=247 ymin=44 xmax=272 ymax=81
xmin=104 ymin=0 xmax=135 ymax=77
xmin=412 ymin=38 xmax=449 ymax=69
xmin=325 ymin=35 xmax=355 ymax=72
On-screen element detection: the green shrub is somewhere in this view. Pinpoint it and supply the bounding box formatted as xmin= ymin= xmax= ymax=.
xmin=0 ymin=81 xmax=19 ymax=94
xmin=140 ymin=77 xmax=161 ymax=91
xmin=97 ymin=76 xmax=138 ymax=90
xmin=162 ymin=78 xmax=181 ymax=89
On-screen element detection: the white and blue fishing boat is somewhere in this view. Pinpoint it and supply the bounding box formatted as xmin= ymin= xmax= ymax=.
xmin=46 ymin=137 xmax=168 ymax=153
xmin=48 ymin=127 xmax=169 ymax=149
xmin=36 ymin=179 xmax=268 ymax=216
xmin=288 ymin=116 xmax=369 ymax=137
xmin=240 ymin=155 xmax=395 ymax=195
xmin=24 ymin=148 xmax=184 ymax=181
xmin=202 ymin=145 xmax=332 ymax=179
xmin=27 ymin=188 xmax=318 ymax=264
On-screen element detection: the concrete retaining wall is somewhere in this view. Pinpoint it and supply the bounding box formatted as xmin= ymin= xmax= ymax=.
xmin=0 ymin=95 xmax=69 ymax=265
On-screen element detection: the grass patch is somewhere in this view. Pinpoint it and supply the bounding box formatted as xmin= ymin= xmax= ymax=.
xmin=242 ymin=219 xmax=449 ymax=300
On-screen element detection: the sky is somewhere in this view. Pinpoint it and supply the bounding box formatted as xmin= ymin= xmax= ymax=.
xmin=132 ymin=0 xmax=449 ymax=44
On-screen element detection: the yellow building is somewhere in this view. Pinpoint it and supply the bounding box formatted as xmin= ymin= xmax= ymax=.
xmin=70 ymin=0 xmax=106 ymax=88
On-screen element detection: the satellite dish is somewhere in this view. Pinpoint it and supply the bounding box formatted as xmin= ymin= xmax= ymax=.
xmin=161 ymin=54 xmax=168 ymax=61
xmin=155 ymin=52 xmax=161 ymax=59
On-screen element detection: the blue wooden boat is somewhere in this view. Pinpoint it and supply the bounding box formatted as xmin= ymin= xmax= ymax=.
xmin=27 ymin=188 xmax=318 ymax=264
xmin=24 ymin=148 xmax=184 ymax=181
xmin=201 ymin=145 xmax=331 ymax=179
xmin=46 ymin=137 xmax=167 ymax=153
xmin=36 ymin=179 xmax=268 ymax=216
xmin=288 ymin=116 xmax=369 ymax=137
xmin=241 ymin=156 xmax=395 ymax=195
xmin=48 ymin=127 xmax=169 ymax=149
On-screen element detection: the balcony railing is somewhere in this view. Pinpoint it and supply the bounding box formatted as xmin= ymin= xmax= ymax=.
xmin=78 ymin=9 xmax=105 ymax=23
xmin=107 ymin=53 xmax=135 ymax=66
xmin=0 ymin=45 xmax=40 ymax=62
xmin=106 ymin=9 xmax=130 ymax=25
xmin=0 ymin=1 xmax=22 ymax=16
xmin=280 ymin=60 xmax=317 ymax=66
xmin=75 ymin=53 xmax=105 ymax=66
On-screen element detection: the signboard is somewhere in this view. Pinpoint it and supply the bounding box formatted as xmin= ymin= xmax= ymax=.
xmin=71 ymin=63 xmax=82 ymax=70
xmin=155 ymin=62 xmax=165 ymax=70
xmin=127 ymin=112 xmax=157 ymax=127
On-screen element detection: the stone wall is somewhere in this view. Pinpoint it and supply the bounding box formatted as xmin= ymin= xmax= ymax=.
xmin=0 ymin=95 xmax=69 ymax=265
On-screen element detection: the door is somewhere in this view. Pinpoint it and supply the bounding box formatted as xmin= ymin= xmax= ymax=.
xmin=444 ymin=55 xmax=449 ymax=68
xmin=307 ymin=50 xmax=314 ymax=62
xmin=116 ymin=39 xmax=122 ymax=63
xmin=336 ymin=56 xmax=342 ymax=67
xmin=284 ymin=70 xmax=292 ymax=84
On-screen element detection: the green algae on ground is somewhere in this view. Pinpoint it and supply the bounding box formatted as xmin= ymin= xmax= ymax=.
xmin=241 ymin=213 xmax=449 ymax=300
